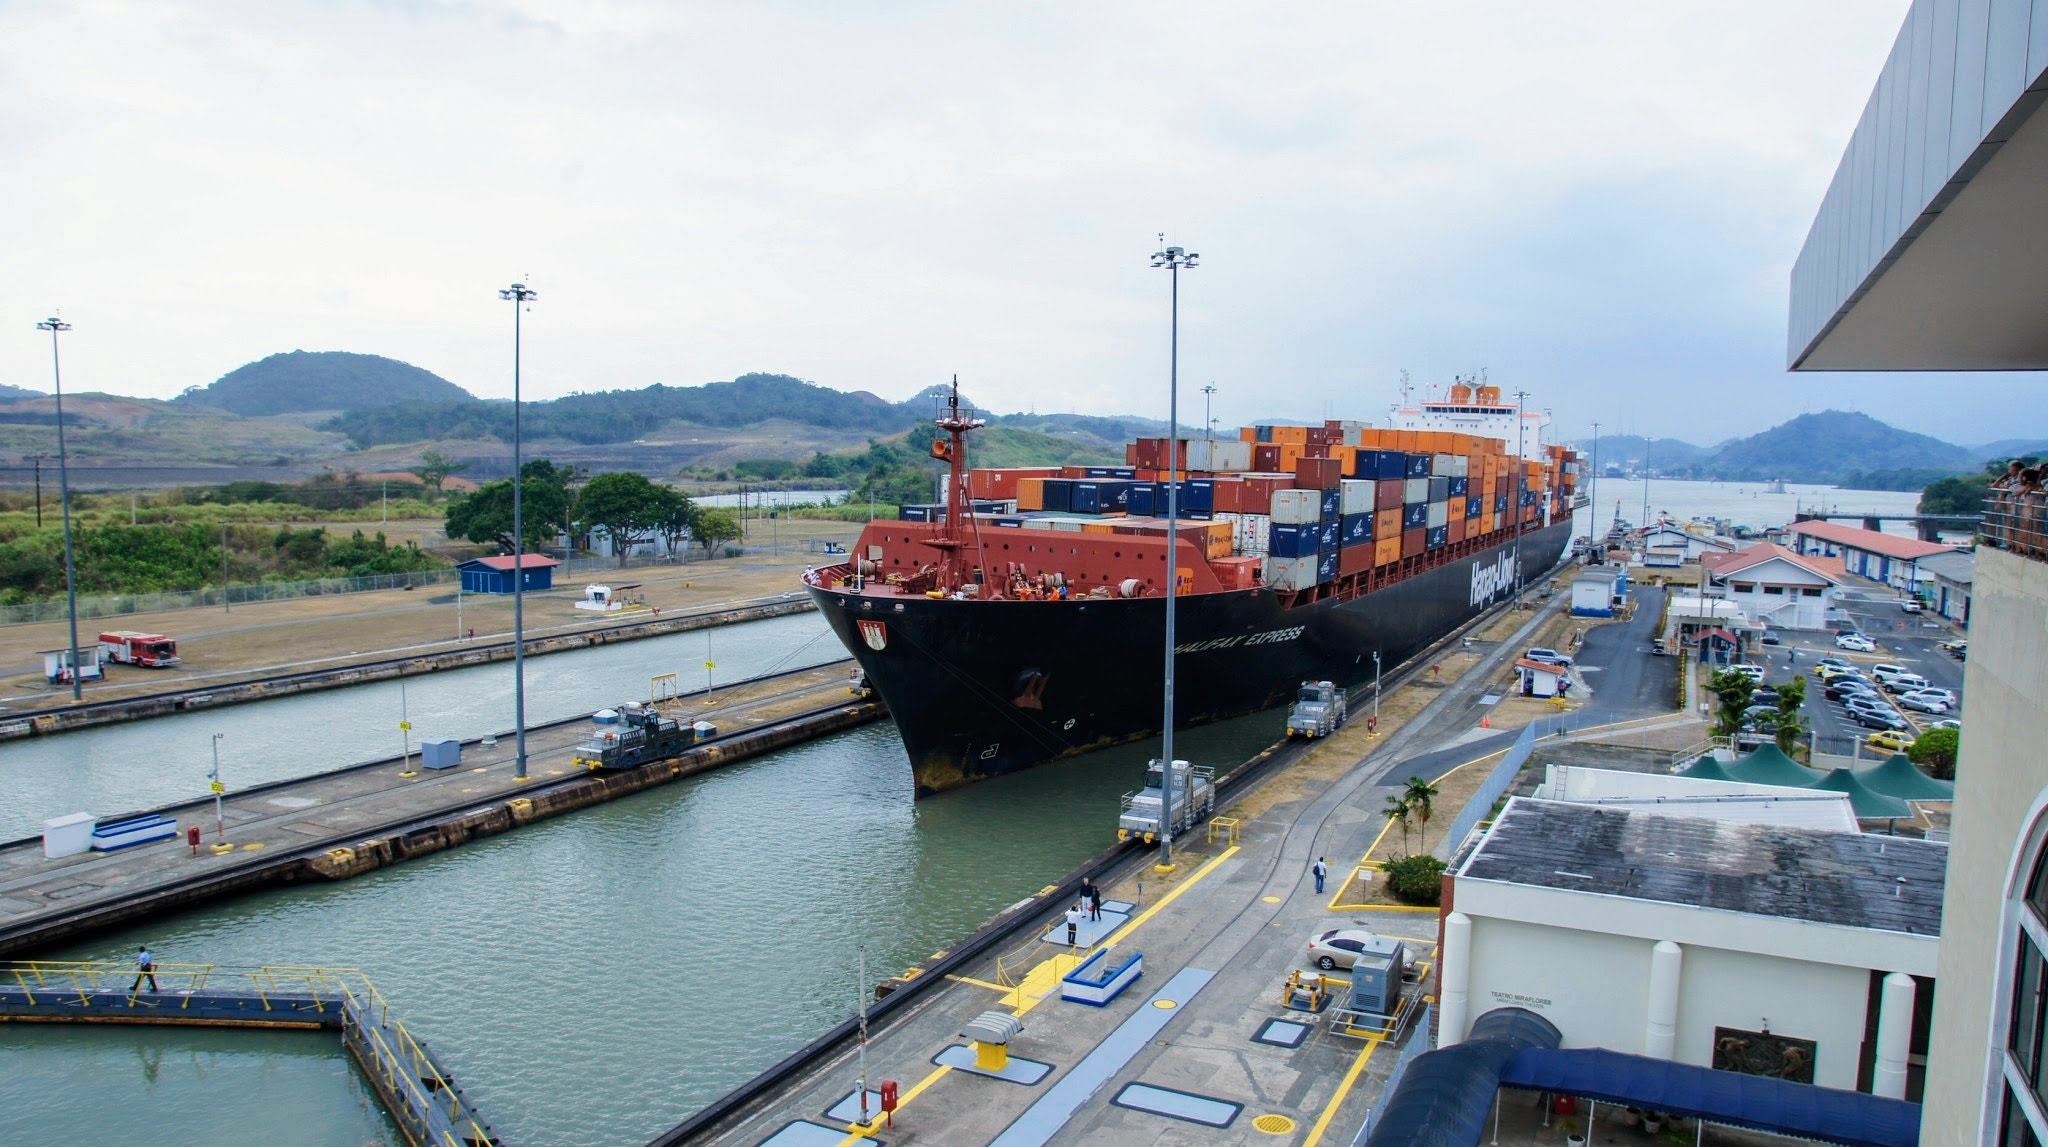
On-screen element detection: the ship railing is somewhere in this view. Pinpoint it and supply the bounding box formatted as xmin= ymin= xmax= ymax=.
xmin=1982 ymin=488 xmax=2047 ymax=562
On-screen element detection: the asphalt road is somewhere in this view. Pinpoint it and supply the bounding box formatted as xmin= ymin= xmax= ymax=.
xmin=1572 ymin=583 xmax=1675 ymax=723
xmin=1743 ymin=583 xmax=1966 ymax=757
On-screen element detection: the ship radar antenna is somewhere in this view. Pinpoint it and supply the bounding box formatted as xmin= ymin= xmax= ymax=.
xmin=1397 ymin=369 xmax=1412 ymax=406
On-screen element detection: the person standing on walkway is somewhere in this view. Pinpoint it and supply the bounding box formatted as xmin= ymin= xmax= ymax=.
xmin=1312 ymin=857 xmax=1329 ymax=894
xmin=131 ymin=945 xmax=158 ymax=993
xmin=1065 ymin=903 xmax=1084 ymax=947
xmin=1079 ymin=878 xmax=1097 ymax=919
xmin=1088 ymin=884 xmax=1103 ymax=922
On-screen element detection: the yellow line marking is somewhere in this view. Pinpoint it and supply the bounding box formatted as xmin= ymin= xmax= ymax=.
xmin=947 ymin=975 xmax=1010 ymax=993
xmin=1301 ymin=1033 xmax=1386 ymax=1146
xmin=1431 ymin=748 xmax=1505 ymax=786
xmin=841 ymin=1064 xmax=952 ymax=1141
xmin=1101 ymin=846 xmax=1239 ymax=949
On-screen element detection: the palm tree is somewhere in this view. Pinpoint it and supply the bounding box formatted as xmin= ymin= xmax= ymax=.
xmin=1382 ymin=794 xmax=1414 ymax=852
xmin=1404 ymin=775 xmax=1441 ymax=850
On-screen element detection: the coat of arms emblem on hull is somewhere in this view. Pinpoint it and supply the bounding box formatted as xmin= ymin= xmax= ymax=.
xmin=858 ymin=620 xmax=888 ymax=651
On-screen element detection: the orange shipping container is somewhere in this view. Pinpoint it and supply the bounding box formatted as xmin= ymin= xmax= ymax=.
xmin=1375 ymin=536 xmax=1403 ymax=565
xmin=1212 ymin=555 xmax=1261 ymax=589
xmin=1448 ymin=496 xmax=1466 ymax=519
xmin=1239 ymin=427 xmax=1258 ymax=443
xmin=1017 ymin=478 xmax=1045 ymax=511
xmin=1082 ymin=522 xmax=1116 ymax=535
xmin=1375 ymin=507 xmax=1402 ymax=537
xmin=1273 ymin=425 xmax=1309 ymax=445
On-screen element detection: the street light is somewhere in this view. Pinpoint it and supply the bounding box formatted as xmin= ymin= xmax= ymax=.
xmin=1150 ymin=237 xmax=1197 ymax=871
xmin=499 ymin=281 xmax=538 ymax=780
xmin=1589 ymin=420 xmax=1601 ymax=555
xmin=1201 ymin=384 xmax=1216 ymax=445
xmin=1372 ymin=650 xmax=1381 ymax=734
xmin=36 ymin=317 xmax=84 ymax=701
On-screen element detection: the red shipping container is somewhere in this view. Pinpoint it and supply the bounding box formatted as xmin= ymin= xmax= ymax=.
xmin=1339 ymin=543 xmax=1374 ymax=576
xmin=1402 ymin=528 xmax=1425 ymax=558
xmin=1374 ymin=508 xmax=1402 ymax=538
xmin=1125 ymin=443 xmax=1140 ymax=466
xmin=1376 ymin=480 xmax=1405 ymax=511
xmin=1295 ymin=457 xmax=1342 ymax=491
xmin=1252 ymin=444 xmax=1282 ymax=471
xmin=1210 ymin=477 xmax=1245 ymax=513
xmin=1238 ymin=474 xmax=1295 ymax=509
xmin=1448 ymin=518 xmax=1467 ymax=544
xmin=1303 ymin=443 xmax=1329 ymax=459
xmin=1212 ymin=555 xmax=1261 ymax=590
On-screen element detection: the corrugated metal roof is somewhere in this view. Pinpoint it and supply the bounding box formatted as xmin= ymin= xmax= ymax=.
xmin=1786 ymin=521 xmax=1959 ymax=561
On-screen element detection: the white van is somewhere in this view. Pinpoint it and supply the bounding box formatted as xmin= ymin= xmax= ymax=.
xmin=1884 ymin=672 xmax=1932 ymax=694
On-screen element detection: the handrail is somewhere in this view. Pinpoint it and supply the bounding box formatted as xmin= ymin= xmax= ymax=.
xmin=1982 ymin=488 xmax=2047 ymax=561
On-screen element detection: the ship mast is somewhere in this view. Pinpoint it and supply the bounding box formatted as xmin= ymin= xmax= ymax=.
xmin=924 ymin=375 xmax=985 ymax=592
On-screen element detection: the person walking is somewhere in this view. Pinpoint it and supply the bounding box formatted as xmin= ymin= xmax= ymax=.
xmin=1312 ymin=857 xmax=1329 ymax=894
xmin=131 ymin=945 xmax=158 ymax=993
xmin=1064 ymin=902 xmax=1084 ymax=947
xmin=1088 ymin=884 xmax=1103 ymax=922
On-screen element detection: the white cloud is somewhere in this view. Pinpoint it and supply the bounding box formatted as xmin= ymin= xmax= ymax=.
xmin=4 ymin=0 xmax=2034 ymax=445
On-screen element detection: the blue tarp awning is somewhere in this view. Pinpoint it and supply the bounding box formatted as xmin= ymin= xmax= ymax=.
xmin=1498 ymin=1047 xmax=1920 ymax=1147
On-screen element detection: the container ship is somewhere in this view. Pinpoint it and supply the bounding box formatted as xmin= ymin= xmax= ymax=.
xmin=802 ymin=379 xmax=1581 ymax=796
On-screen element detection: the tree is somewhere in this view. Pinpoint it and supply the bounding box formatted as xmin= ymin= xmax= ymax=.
xmin=691 ymin=508 xmax=743 ymax=556
xmin=410 ymin=449 xmax=471 ymax=501
xmin=1773 ymin=674 xmax=1808 ymax=755
xmin=1908 ymin=726 xmax=1961 ymax=780
xmin=574 ymin=472 xmax=677 ymax=566
xmin=1707 ymin=669 xmax=1757 ymax=736
xmin=1382 ymin=795 xmax=1414 ymax=853
xmin=1383 ymin=854 xmax=1447 ymax=906
xmin=1403 ymin=776 xmax=1440 ymax=850
xmin=443 ymin=475 xmax=571 ymax=552
xmin=656 ymin=493 xmax=697 ymax=557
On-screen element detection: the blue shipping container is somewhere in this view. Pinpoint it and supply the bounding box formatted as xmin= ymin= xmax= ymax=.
xmin=1125 ymin=483 xmax=1155 ymax=515
xmin=1404 ymin=453 xmax=1431 ymax=478
xmin=1341 ymin=512 xmax=1373 ymax=545
xmin=1375 ymin=452 xmax=1407 ymax=480
xmin=1317 ymin=551 xmax=1338 ymax=583
xmin=1403 ymin=502 xmax=1429 ymax=529
xmin=1186 ymin=479 xmax=1215 ymax=512
xmin=1268 ymin=523 xmax=1317 ymax=558
xmin=1466 ymin=497 xmax=1483 ymax=519
xmin=1041 ymin=480 xmax=1073 ymax=513
xmin=1071 ymin=480 xmax=1132 ymax=514
xmin=1318 ymin=521 xmax=1341 ymax=551
xmin=1319 ymin=489 xmax=1342 ymax=519
xmin=1426 ymin=526 xmax=1449 ymax=550
xmin=1448 ymin=476 xmax=1469 ymax=497
xmin=899 ymin=505 xmax=930 ymax=522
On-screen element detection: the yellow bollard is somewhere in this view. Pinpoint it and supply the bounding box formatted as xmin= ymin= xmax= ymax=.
xmin=974 ymin=1039 xmax=1008 ymax=1072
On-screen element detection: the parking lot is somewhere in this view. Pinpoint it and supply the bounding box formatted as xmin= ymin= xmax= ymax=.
xmin=1740 ymin=585 xmax=1965 ymax=757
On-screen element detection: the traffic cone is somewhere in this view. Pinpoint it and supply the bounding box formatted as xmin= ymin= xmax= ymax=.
xmin=1480 ymin=714 xmax=1492 ymax=728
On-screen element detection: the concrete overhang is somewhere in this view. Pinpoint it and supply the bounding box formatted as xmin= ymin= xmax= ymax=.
xmin=1788 ymin=1 xmax=2048 ymax=372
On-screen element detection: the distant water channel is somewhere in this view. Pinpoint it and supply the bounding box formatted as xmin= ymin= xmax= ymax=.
xmin=12 ymin=711 xmax=1288 ymax=1146
xmin=0 ymin=610 xmax=843 ymax=841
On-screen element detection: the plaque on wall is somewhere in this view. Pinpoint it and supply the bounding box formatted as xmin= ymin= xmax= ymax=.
xmin=1712 ymin=1026 xmax=1816 ymax=1084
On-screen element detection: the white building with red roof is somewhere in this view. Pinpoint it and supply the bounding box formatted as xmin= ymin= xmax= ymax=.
xmin=1785 ymin=520 xmax=1961 ymax=593
xmin=1701 ymin=543 xmax=1845 ymax=631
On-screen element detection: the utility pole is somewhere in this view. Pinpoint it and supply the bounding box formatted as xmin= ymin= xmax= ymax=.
xmin=222 ymin=523 xmax=231 ymax=612
xmin=1513 ymin=389 xmax=1529 ymax=608
xmin=1589 ymin=421 xmax=1600 ymax=553
xmin=26 ymin=454 xmax=45 ymax=528
xmin=500 ymin=281 xmax=539 ymax=780
xmin=1201 ymin=384 xmax=1217 ymax=445
xmin=37 ymin=317 xmax=83 ymax=701
xmin=1151 ymin=236 xmax=1197 ymax=871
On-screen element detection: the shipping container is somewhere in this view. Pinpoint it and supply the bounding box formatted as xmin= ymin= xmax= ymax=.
xmin=1212 ymin=555 xmax=1261 ymax=590
xmin=1016 ymin=478 xmax=1045 ymax=512
xmin=1377 ymin=480 xmax=1405 ymax=511
xmin=1375 ymin=536 xmax=1403 ymax=566
xmin=1338 ymin=543 xmax=1374 ymax=576
xmin=1317 ymin=520 xmax=1340 ymax=551
xmin=1338 ymin=479 xmax=1376 ymax=516
xmin=1270 ymin=489 xmax=1321 ymax=524
xmin=1234 ymin=513 xmax=1271 ymax=556
xmin=1373 ymin=451 xmax=1407 ymax=481
xmin=1448 ymin=518 xmax=1467 ymax=544
xmin=1186 ymin=439 xmax=1252 ymax=472
xmin=1316 ymin=551 xmax=1338 ymax=583
xmin=1401 ymin=527 xmax=1426 ymax=558
xmin=1252 ymin=443 xmax=1282 ymax=471
xmin=1318 ymin=489 xmax=1342 ymax=520
xmin=1126 ymin=483 xmax=1155 ymax=516
xmin=1268 ymin=523 xmax=1317 ymax=558
xmin=1404 ymin=452 xmax=1431 ymax=478
xmin=1340 ymin=512 xmax=1373 ymax=546
xmin=1426 ymin=502 xmax=1449 ymax=529
xmin=1374 ymin=507 xmax=1403 ymax=538
xmin=1430 ymin=453 xmax=1456 ymax=476
xmin=1272 ymin=425 xmax=1309 ymax=445
xmin=1403 ymin=502 xmax=1429 ymax=530
xmin=1428 ymin=476 xmax=1451 ymax=503
xmin=1465 ymin=496 xmax=1482 ymax=519
xmin=1403 ymin=477 xmax=1430 ymax=504
xmin=1447 ymin=496 xmax=1466 ymax=520
xmin=1071 ymin=480 xmax=1132 ymax=514
xmin=1426 ymin=525 xmax=1448 ymax=550
xmin=1448 ymin=476 xmax=1469 ymax=498
xmin=1264 ymin=555 xmax=1316 ymax=592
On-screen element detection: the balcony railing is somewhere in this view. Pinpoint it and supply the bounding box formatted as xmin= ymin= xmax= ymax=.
xmin=1982 ymin=488 xmax=2048 ymax=561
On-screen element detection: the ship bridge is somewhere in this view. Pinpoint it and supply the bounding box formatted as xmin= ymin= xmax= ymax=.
xmin=1391 ymin=380 xmax=1552 ymax=462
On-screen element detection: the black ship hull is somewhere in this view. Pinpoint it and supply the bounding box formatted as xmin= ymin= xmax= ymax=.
xmin=808 ymin=520 xmax=1572 ymax=795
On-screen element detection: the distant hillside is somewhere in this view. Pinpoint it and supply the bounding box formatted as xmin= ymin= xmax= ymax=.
xmin=0 ymin=383 xmax=38 ymax=400
xmin=327 ymin=372 xmax=919 ymax=448
xmin=1567 ymin=434 xmax=1713 ymax=472
xmin=1707 ymin=411 xmax=1975 ymax=482
xmin=178 ymin=351 xmax=472 ymax=417
xmin=1973 ymin=437 xmax=2048 ymax=461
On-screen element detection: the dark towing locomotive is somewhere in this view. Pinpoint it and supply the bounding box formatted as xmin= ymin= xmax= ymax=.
xmin=572 ymin=702 xmax=714 ymax=770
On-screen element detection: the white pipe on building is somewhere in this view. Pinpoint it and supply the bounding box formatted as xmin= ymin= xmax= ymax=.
xmin=1440 ymin=911 xmax=1473 ymax=1046
xmin=1873 ymin=971 xmax=1917 ymax=1100
xmin=1645 ymin=940 xmax=1683 ymax=1060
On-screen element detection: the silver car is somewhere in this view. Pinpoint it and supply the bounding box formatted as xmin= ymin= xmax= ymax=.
xmin=1307 ymin=928 xmax=1385 ymax=971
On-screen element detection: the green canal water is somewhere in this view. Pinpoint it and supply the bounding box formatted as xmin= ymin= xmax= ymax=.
xmin=6 ymin=712 xmax=1284 ymax=1146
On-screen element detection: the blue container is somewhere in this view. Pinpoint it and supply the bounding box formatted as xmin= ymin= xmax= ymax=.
xmin=1040 ymin=480 xmax=1073 ymax=513
xmin=1071 ymin=480 xmax=1132 ymax=514
xmin=1317 ymin=551 xmax=1339 ymax=583
xmin=1186 ymin=479 xmax=1215 ymax=512
xmin=1426 ymin=526 xmax=1449 ymax=550
xmin=1404 ymin=453 xmax=1431 ymax=478
xmin=989 ymin=517 xmax=1023 ymax=528
xmin=1374 ymin=452 xmax=1406 ymax=480
xmin=1269 ymin=523 xmax=1317 ymax=558
xmin=1494 ymin=494 xmax=1509 ymax=514
xmin=1319 ymin=489 xmax=1342 ymax=519
xmin=898 ymin=505 xmax=930 ymax=522
xmin=1084 ymin=466 xmax=1138 ymax=479
xmin=1341 ymin=512 xmax=1373 ymax=545
xmin=1521 ymin=491 xmax=1537 ymax=507
xmin=1126 ymin=483 xmax=1156 ymax=516
xmin=1466 ymin=497 xmax=1483 ymax=519
xmin=1318 ymin=521 xmax=1341 ymax=551
xmin=1403 ymin=503 xmax=1429 ymax=530
xmin=1255 ymin=425 xmax=1275 ymax=443
xmin=1448 ymin=476 xmax=1469 ymax=497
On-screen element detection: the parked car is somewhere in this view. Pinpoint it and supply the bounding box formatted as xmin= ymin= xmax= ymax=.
xmin=1726 ymin=664 xmax=1765 ymax=683
xmin=1939 ymin=641 xmax=1968 ymax=660
xmin=1307 ymin=928 xmax=1390 ymax=971
xmin=1866 ymin=729 xmax=1915 ymax=752
xmin=1759 ymin=631 xmax=1782 ymax=645
xmin=1525 ymin=647 xmax=1575 ymax=668
xmin=1751 ymin=688 xmax=1782 ymax=708
xmin=1898 ymin=693 xmax=1952 ymax=715
xmin=1904 ymin=687 xmax=1958 ymax=708
xmin=1845 ymin=695 xmax=1898 ymax=719
xmin=1741 ymin=704 xmax=1781 ymax=726
xmin=1928 ymin=718 xmax=1962 ymax=732
xmin=1869 ymin=664 xmax=1912 ymax=685
xmin=1817 ymin=664 xmax=1864 ymax=682
xmin=1852 ymin=707 xmax=1909 ymax=731
xmin=1815 ymin=657 xmax=1854 ymax=672
xmin=1882 ymin=673 xmax=1933 ymax=695
xmin=1826 ymin=679 xmax=1877 ymax=702
xmin=1836 ymin=634 xmax=1877 ymax=652
xmin=1900 ymin=599 xmax=1924 ymax=613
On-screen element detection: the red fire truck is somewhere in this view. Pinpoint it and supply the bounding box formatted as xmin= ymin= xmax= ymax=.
xmin=98 ymin=631 xmax=181 ymax=668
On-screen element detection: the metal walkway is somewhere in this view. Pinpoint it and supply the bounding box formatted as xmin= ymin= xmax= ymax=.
xmin=0 ymin=961 xmax=501 ymax=1146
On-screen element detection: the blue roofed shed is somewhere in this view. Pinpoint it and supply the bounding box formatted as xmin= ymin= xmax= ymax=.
xmin=458 ymin=554 xmax=560 ymax=594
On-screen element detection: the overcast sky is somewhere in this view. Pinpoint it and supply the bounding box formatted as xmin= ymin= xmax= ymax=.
xmin=2 ymin=1 xmax=2037 ymax=447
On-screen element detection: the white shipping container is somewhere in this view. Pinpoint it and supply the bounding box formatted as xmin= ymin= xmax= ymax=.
xmin=1431 ymin=453 xmax=1457 ymax=476
xmin=1235 ymin=513 xmax=1271 ymax=556
xmin=1263 ymin=555 xmax=1316 ymax=592
xmin=1186 ymin=439 xmax=1252 ymax=472
xmin=1426 ymin=502 xmax=1450 ymax=528
xmin=1452 ymin=457 xmax=1469 ymax=477
xmin=1339 ymin=479 xmax=1377 ymax=515
xmin=1050 ymin=519 xmax=1085 ymax=532
xmin=1270 ymin=489 xmax=1322 ymax=524
xmin=1403 ymin=477 xmax=1430 ymax=504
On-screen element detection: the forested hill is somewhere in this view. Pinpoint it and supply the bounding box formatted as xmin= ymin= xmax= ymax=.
xmin=1707 ymin=411 xmax=1977 ymax=482
xmin=178 ymin=351 xmax=473 ymax=416
xmin=330 ymin=372 xmax=926 ymax=447
xmin=0 ymin=383 xmax=37 ymax=399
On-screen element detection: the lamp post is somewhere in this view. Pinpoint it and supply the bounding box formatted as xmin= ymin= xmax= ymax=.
xmin=1201 ymin=384 xmax=1216 ymax=445
xmin=1513 ymin=389 xmax=1529 ymax=608
xmin=1589 ymin=421 xmax=1600 ymax=555
xmin=36 ymin=318 xmax=84 ymax=701
xmin=1150 ymin=237 xmax=1197 ymax=871
xmin=1372 ymin=650 xmax=1381 ymax=735
xmin=499 ymin=282 xmax=538 ymax=780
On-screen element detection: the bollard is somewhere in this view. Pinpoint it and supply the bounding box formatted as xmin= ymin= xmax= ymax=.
xmin=187 ymin=825 xmax=202 ymax=856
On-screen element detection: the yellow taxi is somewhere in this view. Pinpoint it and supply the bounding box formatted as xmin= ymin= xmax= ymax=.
xmin=1866 ymin=729 xmax=1915 ymax=753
